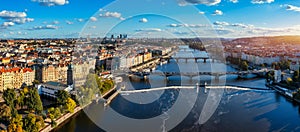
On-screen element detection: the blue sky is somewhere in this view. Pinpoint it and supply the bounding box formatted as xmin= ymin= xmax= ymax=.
xmin=1 ymin=0 xmax=300 ymax=38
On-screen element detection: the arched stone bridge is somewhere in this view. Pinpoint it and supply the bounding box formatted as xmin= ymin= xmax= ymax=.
xmin=128 ymin=69 xmax=268 ymax=81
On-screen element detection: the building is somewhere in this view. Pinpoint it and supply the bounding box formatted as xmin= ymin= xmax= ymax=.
xmin=290 ymin=61 xmax=300 ymax=71
xmin=37 ymin=81 xmax=73 ymax=98
xmin=0 ymin=67 xmax=35 ymax=92
xmin=67 ymin=63 xmax=73 ymax=86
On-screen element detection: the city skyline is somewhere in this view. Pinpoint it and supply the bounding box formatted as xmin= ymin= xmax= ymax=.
xmin=1 ymin=0 xmax=300 ymax=38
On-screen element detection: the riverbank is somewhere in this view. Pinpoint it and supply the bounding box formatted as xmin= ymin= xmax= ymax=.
xmin=39 ymin=84 xmax=118 ymax=132
xmin=266 ymin=83 xmax=300 ymax=104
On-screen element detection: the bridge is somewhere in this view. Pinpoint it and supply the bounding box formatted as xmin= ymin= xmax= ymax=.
xmin=159 ymin=56 xmax=213 ymax=63
xmin=128 ymin=69 xmax=268 ymax=81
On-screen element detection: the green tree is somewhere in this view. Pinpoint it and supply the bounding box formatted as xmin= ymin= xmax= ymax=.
xmin=65 ymin=98 xmax=76 ymax=113
xmin=23 ymin=113 xmax=44 ymax=132
xmin=26 ymin=88 xmax=43 ymax=114
xmin=47 ymin=107 xmax=61 ymax=119
xmin=3 ymin=89 xmax=16 ymax=108
xmin=55 ymin=90 xmax=70 ymax=105
xmin=279 ymin=60 xmax=290 ymax=70
xmin=3 ymin=89 xmax=17 ymax=117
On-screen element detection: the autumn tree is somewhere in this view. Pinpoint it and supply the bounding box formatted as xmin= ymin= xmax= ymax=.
xmin=65 ymin=98 xmax=76 ymax=113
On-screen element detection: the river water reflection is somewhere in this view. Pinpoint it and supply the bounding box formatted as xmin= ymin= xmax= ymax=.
xmin=55 ymin=46 xmax=300 ymax=132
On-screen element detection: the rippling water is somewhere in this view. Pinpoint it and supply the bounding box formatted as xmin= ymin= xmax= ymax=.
xmin=55 ymin=46 xmax=300 ymax=132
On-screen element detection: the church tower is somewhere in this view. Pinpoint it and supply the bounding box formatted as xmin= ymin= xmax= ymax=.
xmin=67 ymin=63 xmax=74 ymax=86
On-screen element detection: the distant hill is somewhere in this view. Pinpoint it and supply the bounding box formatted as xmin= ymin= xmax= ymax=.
xmin=230 ymin=36 xmax=300 ymax=45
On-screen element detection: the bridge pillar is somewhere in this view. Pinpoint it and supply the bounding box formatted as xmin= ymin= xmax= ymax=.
xmin=196 ymin=83 xmax=199 ymax=93
xmin=194 ymin=58 xmax=197 ymax=63
xmin=176 ymin=58 xmax=178 ymax=63
xmin=165 ymin=76 xmax=169 ymax=82
xmin=212 ymin=58 xmax=215 ymax=63
xmin=215 ymin=74 xmax=220 ymax=82
xmin=143 ymin=75 xmax=148 ymax=81
xmin=185 ymin=58 xmax=188 ymax=63
xmin=203 ymin=58 xmax=207 ymax=63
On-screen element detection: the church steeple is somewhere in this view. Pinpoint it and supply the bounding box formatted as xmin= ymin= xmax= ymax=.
xmin=67 ymin=62 xmax=74 ymax=86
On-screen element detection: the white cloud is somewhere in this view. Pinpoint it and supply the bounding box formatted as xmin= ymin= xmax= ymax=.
xmin=199 ymin=11 xmax=205 ymax=14
xmin=52 ymin=20 xmax=59 ymax=24
xmin=99 ymin=12 xmax=122 ymax=18
xmin=136 ymin=28 xmax=162 ymax=32
xmin=251 ymin=0 xmax=274 ymax=4
xmin=178 ymin=0 xmax=221 ymax=6
xmin=76 ymin=18 xmax=85 ymax=22
xmin=0 ymin=10 xmax=34 ymax=25
xmin=286 ymin=5 xmax=300 ymax=12
xmin=139 ymin=18 xmax=148 ymax=23
xmin=32 ymin=25 xmax=58 ymax=30
xmin=168 ymin=23 xmax=206 ymax=28
xmin=229 ymin=0 xmax=238 ymax=3
xmin=2 ymin=22 xmax=15 ymax=27
xmin=0 ymin=10 xmax=26 ymax=18
xmin=10 ymin=18 xmax=34 ymax=24
xmin=31 ymin=0 xmax=69 ymax=6
xmin=213 ymin=21 xmax=229 ymax=26
xmin=89 ymin=17 xmax=97 ymax=22
xmin=120 ymin=17 xmax=126 ymax=21
xmin=66 ymin=20 xmax=73 ymax=25
xmin=212 ymin=10 xmax=223 ymax=15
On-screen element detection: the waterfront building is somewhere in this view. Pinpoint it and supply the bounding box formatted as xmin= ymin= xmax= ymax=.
xmin=37 ymin=81 xmax=73 ymax=98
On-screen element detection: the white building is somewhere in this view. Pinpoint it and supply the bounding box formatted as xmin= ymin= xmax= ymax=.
xmin=274 ymin=70 xmax=282 ymax=83
xmin=37 ymin=81 xmax=73 ymax=98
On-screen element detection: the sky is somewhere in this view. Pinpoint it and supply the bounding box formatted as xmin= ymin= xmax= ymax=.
xmin=1 ymin=0 xmax=300 ymax=38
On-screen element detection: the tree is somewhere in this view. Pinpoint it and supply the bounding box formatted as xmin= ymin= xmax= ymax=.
xmin=293 ymin=89 xmax=300 ymax=100
xmin=47 ymin=107 xmax=61 ymax=119
xmin=32 ymin=80 xmax=40 ymax=85
xmin=0 ymin=104 xmax=12 ymax=122
xmin=23 ymin=113 xmax=44 ymax=132
xmin=26 ymin=88 xmax=43 ymax=114
xmin=65 ymin=98 xmax=76 ymax=113
xmin=241 ymin=61 xmax=248 ymax=71
xmin=8 ymin=114 xmax=23 ymax=132
xmin=286 ymin=77 xmax=293 ymax=86
xmin=279 ymin=60 xmax=290 ymax=70
xmin=3 ymin=89 xmax=16 ymax=108
xmin=3 ymin=89 xmax=17 ymax=117
xmin=55 ymin=90 xmax=70 ymax=105
xmin=293 ymin=70 xmax=299 ymax=82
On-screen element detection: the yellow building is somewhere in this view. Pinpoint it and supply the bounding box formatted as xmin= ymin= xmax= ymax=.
xmin=143 ymin=52 xmax=152 ymax=62
xmin=22 ymin=68 xmax=35 ymax=86
xmin=42 ymin=65 xmax=57 ymax=82
xmin=0 ymin=67 xmax=35 ymax=92
xmin=56 ymin=64 xmax=68 ymax=82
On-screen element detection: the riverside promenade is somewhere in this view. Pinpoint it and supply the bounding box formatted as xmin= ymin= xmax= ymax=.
xmin=40 ymin=85 xmax=118 ymax=132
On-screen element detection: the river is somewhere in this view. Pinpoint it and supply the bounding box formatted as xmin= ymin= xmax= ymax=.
xmin=54 ymin=46 xmax=300 ymax=132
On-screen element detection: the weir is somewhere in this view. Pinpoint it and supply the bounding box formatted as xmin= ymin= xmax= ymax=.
xmin=119 ymin=85 xmax=270 ymax=94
